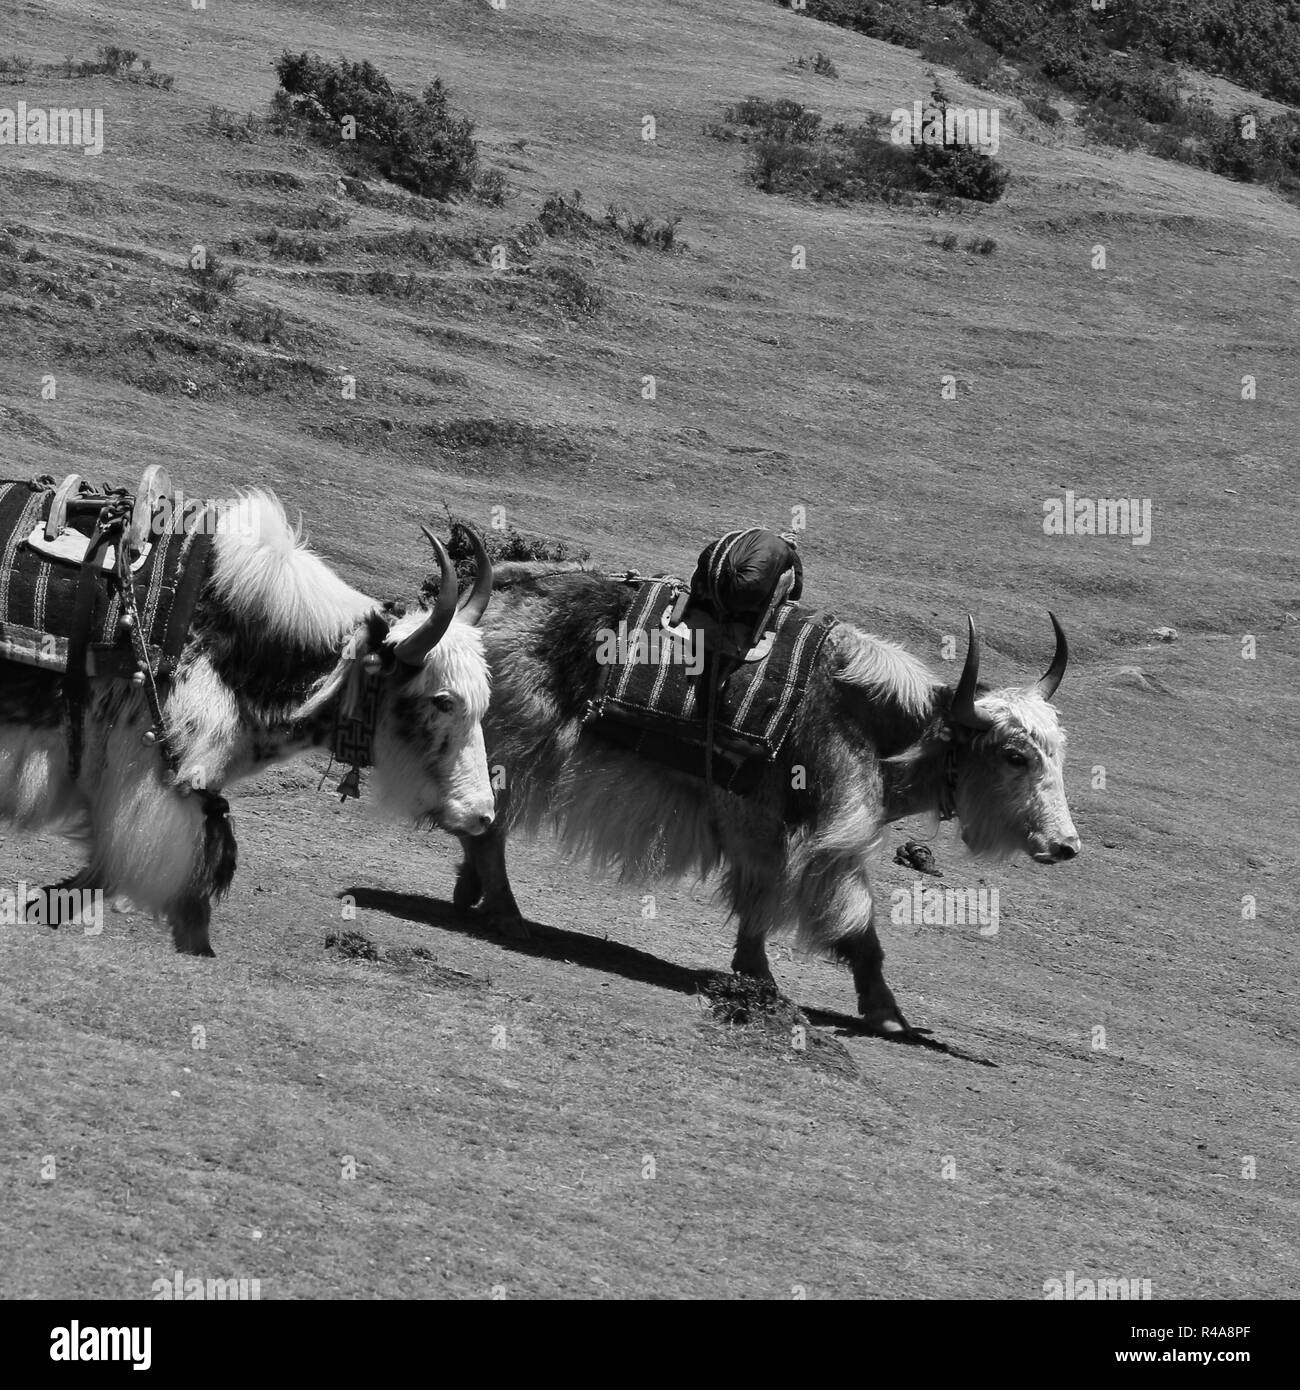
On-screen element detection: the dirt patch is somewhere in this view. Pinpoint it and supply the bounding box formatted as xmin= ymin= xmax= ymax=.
xmin=325 ymin=930 xmax=490 ymax=990
xmin=696 ymin=971 xmax=856 ymax=1076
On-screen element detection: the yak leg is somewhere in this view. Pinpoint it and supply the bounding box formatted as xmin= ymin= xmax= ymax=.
xmin=169 ymin=892 xmax=215 ymax=957
xmin=454 ymin=815 xmax=526 ymax=939
xmin=725 ymin=863 xmax=778 ymax=981
xmin=796 ymin=850 xmax=918 ymax=1036
xmin=79 ymin=713 xmax=237 ymax=956
xmin=842 ymin=918 xmax=916 ymax=1036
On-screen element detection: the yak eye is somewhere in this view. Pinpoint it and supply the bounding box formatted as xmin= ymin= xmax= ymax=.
xmin=431 ymin=691 xmax=456 ymax=714
xmin=1005 ymin=749 xmax=1029 ymax=768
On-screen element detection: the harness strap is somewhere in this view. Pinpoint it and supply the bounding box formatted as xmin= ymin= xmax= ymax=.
xmin=63 ymin=506 xmax=128 ymax=780
xmin=938 ymin=741 xmax=960 ymax=821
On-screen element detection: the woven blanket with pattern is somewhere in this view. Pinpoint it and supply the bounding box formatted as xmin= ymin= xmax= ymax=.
xmin=0 ymin=478 xmax=216 ymax=679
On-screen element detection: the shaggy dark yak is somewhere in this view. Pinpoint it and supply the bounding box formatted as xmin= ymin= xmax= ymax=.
xmin=0 ymin=494 xmax=495 ymax=956
xmin=451 ymin=564 xmax=1079 ymax=1036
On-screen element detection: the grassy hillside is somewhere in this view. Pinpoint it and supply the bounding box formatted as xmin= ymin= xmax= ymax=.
xmin=0 ymin=0 xmax=1297 ymax=1299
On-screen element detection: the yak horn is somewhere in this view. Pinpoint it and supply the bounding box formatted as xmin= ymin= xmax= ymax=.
xmin=1032 ymin=611 xmax=1068 ymax=701
xmin=951 ymin=615 xmax=995 ymax=732
xmin=453 ymin=523 xmax=493 ymax=627
xmin=393 ymin=529 xmax=459 ymax=670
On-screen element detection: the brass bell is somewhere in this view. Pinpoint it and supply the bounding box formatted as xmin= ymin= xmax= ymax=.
xmin=142 ymin=730 xmax=157 ymax=746
xmin=119 ymin=612 xmax=136 ymax=633
xmin=131 ymin=669 xmax=146 ymax=687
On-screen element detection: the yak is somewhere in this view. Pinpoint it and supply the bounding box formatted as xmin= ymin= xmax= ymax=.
xmin=0 ymin=493 xmax=495 ymax=956
xmin=449 ymin=564 xmax=1079 ymax=1036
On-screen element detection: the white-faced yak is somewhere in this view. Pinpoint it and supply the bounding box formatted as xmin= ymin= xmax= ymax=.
xmin=450 ymin=564 xmax=1079 ymax=1037
xmin=0 ymin=493 xmax=495 ymax=956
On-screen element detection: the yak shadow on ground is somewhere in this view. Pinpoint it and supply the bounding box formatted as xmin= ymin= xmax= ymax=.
xmin=345 ymin=887 xmax=703 ymax=995
xmin=802 ymin=1005 xmax=998 ymax=1066
xmin=346 ymin=887 xmax=994 ymax=1065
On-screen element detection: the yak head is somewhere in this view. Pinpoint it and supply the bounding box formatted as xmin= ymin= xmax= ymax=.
xmin=946 ymin=615 xmax=1081 ymax=865
xmin=368 ymin=526 xmax=496 ymax=837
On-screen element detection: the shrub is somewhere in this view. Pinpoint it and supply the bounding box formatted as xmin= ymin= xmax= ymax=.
xmin=781 ymin=0 xmax=932 ymax=48
xmin=434 ymin=510 xmax=591 ymax=590
xmin=98 ymin=46 xmax=138 ymax=74
xmin=273 ymin=51 xmax=478 ymax=200
xmin=913 ymin=138 xmax=1009 ymax=201
xmin=920 ymin=34 xmax=1001 ymax=88
xmin=725 ymin=96 xmax=823 ymax=144
xmin=536 ymin=189 xmax=595 ymax=238
xmin=1022 ymin=94 xmax=1061 ymax=126
xmin=725 ymin=88 xmax=1010 ymax=204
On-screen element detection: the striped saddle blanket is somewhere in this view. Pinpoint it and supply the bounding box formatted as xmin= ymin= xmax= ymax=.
xmin=584 ymin=577 xmax=835 ymax=794
xmin=0 ymin=477 xmax=216 ymax=680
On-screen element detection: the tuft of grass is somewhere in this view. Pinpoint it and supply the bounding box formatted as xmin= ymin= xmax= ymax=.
xmin=539 ymin=263 xmax=603 ymax=316
xmin=229 ymin=305 xmax=286 ymax=344
xmin=208 ymin=106 xmax=264 ymax=141
xmin=1022 ymin=94 xmax=1062 ymax=127
xmin=472 ymin=166 xmax=509 ymax=206
xmin=603 ymin=205 xmax=685 ymax=252
xmin=536 ymin=189 xmax=594 ymax=238
xmin=965 ymin=236 xmax=997 ymax=255
xmin=0 ymin=54 xmax=34 ymax=82
xmin=794 ymin=51 xmax=839 ymax=79
xmin=259 ymin=228 xmax=328 ymax=264
xmin=187 ymin=253 xmax=238 ymax=314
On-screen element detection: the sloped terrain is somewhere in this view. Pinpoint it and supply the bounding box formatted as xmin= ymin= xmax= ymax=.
xmin=0 ymin=0 xmax=1296 ymax=1299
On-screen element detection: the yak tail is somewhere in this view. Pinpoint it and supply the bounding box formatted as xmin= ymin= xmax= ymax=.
xmin=210 ymin=493 xmax=374 ymax=653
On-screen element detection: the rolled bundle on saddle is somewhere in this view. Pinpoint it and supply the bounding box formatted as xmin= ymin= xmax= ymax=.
xmin=668 ymin=527 xmax=803 ymax=676
xmin=587 ymin=526 xmax=827 ymax=797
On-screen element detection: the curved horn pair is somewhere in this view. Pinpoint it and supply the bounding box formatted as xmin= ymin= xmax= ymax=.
xmin=393 ymin=523 xmax=494 ymax=670
xmin=950 ymin=612 xmax=1068 ymax=730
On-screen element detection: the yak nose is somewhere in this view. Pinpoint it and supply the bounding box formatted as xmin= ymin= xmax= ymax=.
xmin=1051 ymin=837 xmax=1081 ymax=860
xmin=475 ymin=811 xmax=494 ymax=834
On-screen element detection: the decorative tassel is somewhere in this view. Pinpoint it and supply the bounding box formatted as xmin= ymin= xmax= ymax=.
xmin=336 ymin=764 xmax=362 ymax=802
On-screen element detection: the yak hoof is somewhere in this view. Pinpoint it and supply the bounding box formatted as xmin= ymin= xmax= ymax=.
xmin=490 ymin=912 xmax=531 ymax=942
xmin=860 ymin=1006 xmax=932 ymax=1040
xmin=858 ymin=983 xmax=932 ymax=1039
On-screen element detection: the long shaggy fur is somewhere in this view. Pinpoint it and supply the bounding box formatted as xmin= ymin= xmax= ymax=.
xmin=455 ymin=572 xmax=1079 ymax=1030
xmin=1 ymin=492 xmax=497 ymax=955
